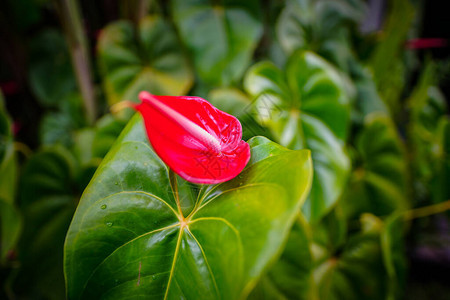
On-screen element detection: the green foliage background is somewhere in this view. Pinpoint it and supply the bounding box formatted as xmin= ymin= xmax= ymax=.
xmin=0 ymin=0 xmax=449 ymax=299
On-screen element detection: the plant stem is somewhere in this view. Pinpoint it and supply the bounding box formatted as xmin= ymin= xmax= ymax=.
xmin=120 ymin=0 xmax=150 ymax=25
xmin=404 ymin=200 xmax=450 ymax=220
xmin=168 ymin=169 xmax=184 ymax=220
xmin=56 ymin=0 xmax=96 ymax=125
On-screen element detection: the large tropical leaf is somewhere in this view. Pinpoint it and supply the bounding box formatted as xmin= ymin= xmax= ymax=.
xmin=64 ymin=115 xmax=313 ymax=299
xmin=98 ymin=16 xmax=193 ymax=105
xmin=244 ymin=51 xmax=352 ymax=222
xmin=171 ymin=0 xmax=263 ymax=87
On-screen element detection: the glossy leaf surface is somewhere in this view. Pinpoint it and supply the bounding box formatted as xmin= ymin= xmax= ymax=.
xmin=171 ymin=0 xmax=263 ymax=86
xmin=65 ymin=116 xmax=313 ymax=299
xmin=244 ymin=51 xmax=352 ymax=222
xmin=98 ymin=16 xmax=193 ymax=105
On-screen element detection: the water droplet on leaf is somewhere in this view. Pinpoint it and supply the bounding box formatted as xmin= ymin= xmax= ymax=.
xmin=106 ymin=222 xmax=113 ymax=227
xmin=101 ymin=204 xmax=107 ymax=209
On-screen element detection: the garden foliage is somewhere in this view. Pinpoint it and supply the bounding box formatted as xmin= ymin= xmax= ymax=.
xmin=0 ymin=0 xmax=449 ymax=299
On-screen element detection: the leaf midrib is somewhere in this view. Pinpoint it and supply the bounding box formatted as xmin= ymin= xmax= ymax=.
xmin=78 ymin=153 xmax=265 ymax=299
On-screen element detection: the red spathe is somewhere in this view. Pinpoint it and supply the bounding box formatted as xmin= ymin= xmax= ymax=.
xmin=135 ymin=91 xmax=251 ymax=184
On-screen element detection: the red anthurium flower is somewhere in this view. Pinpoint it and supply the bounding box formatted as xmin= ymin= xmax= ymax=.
xmin=134 ymin=91 xmax=251 ymax=184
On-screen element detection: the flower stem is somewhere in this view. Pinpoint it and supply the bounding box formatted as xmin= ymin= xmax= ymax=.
xmin=404 ymin=200 xmax=450 ymax=220
xmin=55 ymin=0 xmax=96 ymax=125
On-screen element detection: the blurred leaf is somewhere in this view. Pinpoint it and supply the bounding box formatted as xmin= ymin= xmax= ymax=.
xmin=171 ymin=0 xmax=263 ymax=87
xmin=0 ymin=96 xmax=10 ymax=164
xmin=12 ymin=146 xmax=78 ymax=299
xmin=248 ymin=216 xmax=316 ymax=300
xmin=369 ymin=0 xmax=415 ymax=113
xmin=313 ymin=214 xmax=391 ymax=300
xmin=351 ymin=66 xmax=389 ymax=123
xmin=249 ymin=211 xmax=393 ymax=300
xmin=0 ymin=201 xmax=21 ymax=262
xmin=381 ymin=214 xmax=407 ymax=300
xmin=0 ymin=101 xmax=20 ymax=261
xmin=311 ymin=206 xmax=348 ymax=253
xmin=40 ymin=112 xmax=75 ymax=146
xmin=208 ymin=88 xmax=272 ymax=140
xmin=98 ymin=16 xmax=193 ymax=106
xmin=342 ymin=113 xmax=409 ymax=219
xmin=28 ymin=29 xmax=77 ymax=107
xmin=73 ymin=114 xmax=128 ymax=191
xmin=244 ymin=51 xmax=352 ymax=222
xmin=64 ymin=116 xmax=313 ymax=299
xmin=314 ymin=230 xmax=388 ymax=300
xmin=276 ymin=0 xmax=365 ymax=72
xmin=432 ymin=118 xmax=450 ymax=203
xmin=91 ymin=114 xmax=128 ymax=159
xmin=407 ymin=62 xmax=449 ymax=204
xmin=39 ymin=92 xmax=87 ymax=147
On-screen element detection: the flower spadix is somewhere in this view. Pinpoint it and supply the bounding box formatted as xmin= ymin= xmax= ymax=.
xmin=134 ymin=91 xmax=250 ymax=184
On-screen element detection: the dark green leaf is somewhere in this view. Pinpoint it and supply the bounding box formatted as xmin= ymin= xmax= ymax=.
xmin=342 ymin=114 xmax=408 ymax=219
xmin=64 ymin=115 xmax=313 ymax=299
xmin=248 ymin=216 xmax=315 ymax=300
xmin=12 ymin=146 xmax=78 ymax=299
xmin=98 ymin=16 xmax=193 ymax=105
xmin=381 ymin=214 xmax=407 ymax=300
xmin=0 ymin=100 xmax=20 ymax=261
xmin=369 ymin=0 xmax=414 ymax=113
xmin=28 ymin=29 xmax=77 ymax=107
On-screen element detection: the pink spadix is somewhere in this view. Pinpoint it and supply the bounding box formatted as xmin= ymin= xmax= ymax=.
xmin=134 ymin=91 xmax=250 ymax=184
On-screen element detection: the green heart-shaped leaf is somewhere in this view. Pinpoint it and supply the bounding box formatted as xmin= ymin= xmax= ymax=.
xmin=98 ymin=16 xmax=193 ymax=105
xmin=244 ymin=51 xmax=352 ymax=222
xmin=65 ymin=116 xmax=313 ymax=299
xmin=171 ymin=0 xmax=263 ymax=87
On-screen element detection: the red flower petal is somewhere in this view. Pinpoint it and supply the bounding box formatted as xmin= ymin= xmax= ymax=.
xmin=135 ymin=91 xmax=251 ymax=184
